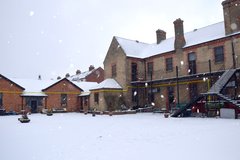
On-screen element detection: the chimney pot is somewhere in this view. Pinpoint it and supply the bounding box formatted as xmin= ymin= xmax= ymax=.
xmin=156 ymin=29 xmax=166 ymax=44
xmin=89 ymin=65 xmax=95 ymax=71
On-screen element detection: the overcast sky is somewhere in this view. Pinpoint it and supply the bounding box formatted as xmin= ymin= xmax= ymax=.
xmin=0 ymin=0 xmax=223 ymax=80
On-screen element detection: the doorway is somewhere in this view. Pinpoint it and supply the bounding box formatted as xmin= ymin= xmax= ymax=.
xmin=31 ymin=100 xmax=37 ymax=113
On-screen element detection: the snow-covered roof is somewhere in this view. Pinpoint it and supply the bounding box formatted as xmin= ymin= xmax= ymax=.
xmin=9 ymin=78 xmax=57 ymax=96
xmin=70 ymin=69 xmax=95 ymax=81
xmin=115 ymin=37 xmax=149 ymax=57
xmin=79 ymin=92 xmax=90 ymax=97
xmin=90 ymin=78 xmax=122 ymax=90
xmin=71 ymin=81 xmax=98 ymax=96
xmin=116 ymin=22 xmax=237 ymax=58
xmin=72 ymin=81 xmax=98 ymax=92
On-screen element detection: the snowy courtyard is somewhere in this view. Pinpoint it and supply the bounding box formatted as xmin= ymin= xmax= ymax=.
xmin=1 ymin=113 xmax=240 ymax=160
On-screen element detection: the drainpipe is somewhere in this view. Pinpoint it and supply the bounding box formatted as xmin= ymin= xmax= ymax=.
xmin=176 ymin=66 xmax=180 ymax=108
xmin=232 ymin=39 xmax=236 ymax=69
xmin=232 ymin=38 xmax=237 ymax=99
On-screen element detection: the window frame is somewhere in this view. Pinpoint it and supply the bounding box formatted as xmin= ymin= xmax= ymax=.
xmin=147 ymin=62 xmax=153 ymax=76
xmin=131 ymin=62 xmax=138 ymax=81
xmin=61 ymin=94 xmax=68 ymax=107
xmin=166 ymin=57 xmax=173 ymax=72
xmin=94 ymin=93 xmax=99 ymax=104
xmin=214 ymin=46 xmax=224 ymax=63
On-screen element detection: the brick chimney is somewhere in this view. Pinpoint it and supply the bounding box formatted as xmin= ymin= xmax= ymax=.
xmin=173 ymin=18 xmax=186 ymax=50
xmin=156 ymin=29 xmax=166 ymax=44
xmin=89 ymin=65 xmax=95 ymax=71
xmin=222 ymin=0 xmax=240 ymax=35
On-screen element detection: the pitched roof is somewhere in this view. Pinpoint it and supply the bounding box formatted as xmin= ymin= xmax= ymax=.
xmin=70 ymin=68 xmax=98 ymax=81
xmin=7 ymin=75 xmax=97 ymax=97
xmin=8 ymin=78 xmax=56 ymax=96
xmin=42 ymin=78 xmax=83 ymax=92
xmin=0 ymin=74 xmax=25 ymax=90
xmin=72 ymin=81 xmax=98 ymax=96
xmin=90 ymin=78 xmax=122 ymax=90
xmin=116 ymin=21 xmax=238 ymax=58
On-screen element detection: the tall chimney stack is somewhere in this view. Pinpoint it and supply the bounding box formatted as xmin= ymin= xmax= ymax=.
xmin=173 ymin=18 xmax=186 ymax=50
xmin=156 ymin=29 xmax=166 ymax=44
xmin=222 ymin=0 xmax=240 ymax=35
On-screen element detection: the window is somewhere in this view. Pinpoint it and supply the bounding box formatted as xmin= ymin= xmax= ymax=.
xmin=188 ymin=52 xmax=196 ymax=75
xmin=148 ymin=92 xmax=155 ymax=104
xmin=94 ymin=93 xmax=99 ymax=104
xmin=84 ymin=97 xmax=88 ymax=106
xmin=189 ymin=84 xmax=198 ymax=99
xmin=112 ymin=64 xmax=117 ymax=78
xmin=214 ymin=46 xmax=224 ymax=63
xmin=61 ymin=94 xmax=67 ymax=107
xmin=131 ymin=63 xmax=138 ymax=81
xmin=0 ymin=93 xmax=2 ymax=106
xmin=166 ymin=57 xmax=173 ymax=71
xmin=147 ymin=62 xmax=153 ymax=76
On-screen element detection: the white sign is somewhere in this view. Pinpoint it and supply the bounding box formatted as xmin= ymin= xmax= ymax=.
xmin=220 ymin=108 xmax=235 ymax=119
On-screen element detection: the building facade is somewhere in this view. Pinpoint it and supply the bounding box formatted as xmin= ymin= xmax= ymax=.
xmin=70 ymin=65 xmax=104 ymax=83
xmin=103 ymin=0 xmax=240 ymax=112
xmin=0 ymin=75 xmax=92 ymax=113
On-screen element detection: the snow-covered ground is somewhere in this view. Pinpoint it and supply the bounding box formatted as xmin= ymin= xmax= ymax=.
xmin=1 ymin=113 xmax=240 ymax=160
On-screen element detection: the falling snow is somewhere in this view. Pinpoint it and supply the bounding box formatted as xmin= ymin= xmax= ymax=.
xmin=58 ymin=40 xmax=63 ymax=44
xmin=29 ymin=11 xmax=34 ymax=16
xmin=231 ymin=23 xmax=237 ymax=30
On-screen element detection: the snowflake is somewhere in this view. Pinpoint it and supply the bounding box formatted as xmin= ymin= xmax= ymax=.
xmin=29 ymin=11 xmax=35 ymax=16
xmin=231 ymin=23 xmax=237 ymax=30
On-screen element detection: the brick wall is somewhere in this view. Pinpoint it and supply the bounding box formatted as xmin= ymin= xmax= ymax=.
xmin=103 ymin=35 xmax=240 ymax=110
xmin=0 ymin=75 xmax=24 ymax=112
xmin=43 ymin=79 xmax=82 ymax=112
xmin=86 ymin=67 xmax=104 ymax=83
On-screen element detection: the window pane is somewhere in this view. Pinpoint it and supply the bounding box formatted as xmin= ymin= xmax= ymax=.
xmin=131 ymin=63 xmax=138 ymax=81
xmin=214 ymin=46 xmax=224 ymax=63
xmin=147 ymin=62 xmax=153 ymax=75
xmin=94 ymin=93 xmax=99 ymax=104
xmin=61 ymin=94 xmax=67 ymax=107
xmin=188 ymin=52 xmax=196 ymax=61
xmin=166 ymin=58 xmax=173 ymax=71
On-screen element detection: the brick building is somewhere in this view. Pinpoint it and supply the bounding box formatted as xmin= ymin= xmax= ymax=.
xmin=103 ymin=0 xmax=240 ymax=114
xmin=70 ymin=65 xmax=104 ymax=83
xmin=0 ymin=74 xmax=97 ymax=113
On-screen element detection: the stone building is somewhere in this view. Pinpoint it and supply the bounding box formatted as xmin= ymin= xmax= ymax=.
xmin=103 ymin=0 xmax=240 ymax=113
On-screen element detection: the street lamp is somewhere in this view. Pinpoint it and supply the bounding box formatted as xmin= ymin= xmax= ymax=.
xmin=145 ymin=82 xmax=148 ymax=106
